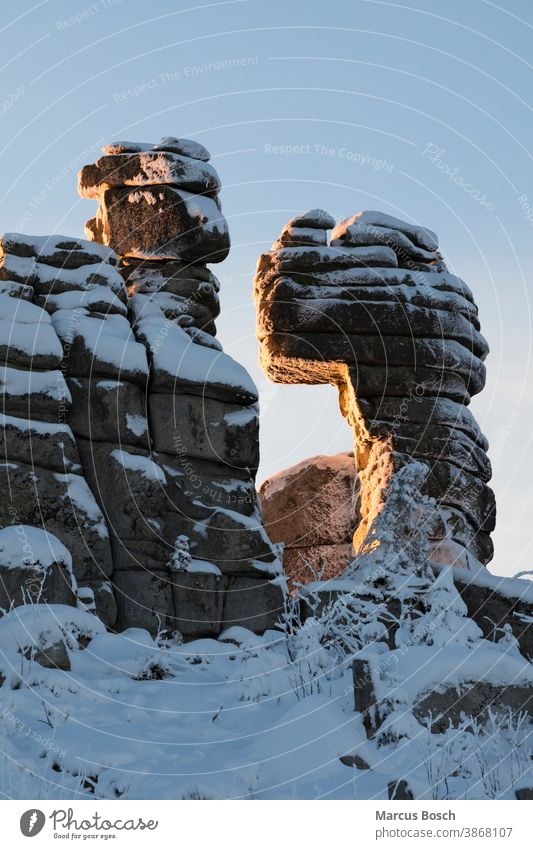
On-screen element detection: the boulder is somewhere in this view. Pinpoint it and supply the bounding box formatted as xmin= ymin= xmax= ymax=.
xmin=26 ymin=639 xmax=71 ymax=671
xmin=414 ymin=681 xmax=533 ymax=731
xmin=0 ymin=526 xmax=76 ymax=611
xmin=88 ymin=185 xmax=230 ymax=263
xmin=174 ymin=507 xmax=281 ymax=575
xmin=79 ymin=151 xmax=220 ymax=199
xmin=51 ymin=310 xmax=149 ymax=386
xmin=254 ymin=210 xmax=493 ymax=563
xmin=260 ymin=453 xmax=358 ymax=547
xmin=0 ymin=232 xmax=117 ymax=268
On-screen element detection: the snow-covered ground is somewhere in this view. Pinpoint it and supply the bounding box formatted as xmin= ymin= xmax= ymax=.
xmin=0 ymin=600 xmax=530 ymax=801
xmin=0 ymin=465 xmax=530 ymax=801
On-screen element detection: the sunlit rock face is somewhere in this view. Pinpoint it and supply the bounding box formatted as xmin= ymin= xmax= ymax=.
xmin=254 ymin=209 xmax=495 ymax=566
xmin=259 ymin=452 xmax=358 ymax=588
xmin=79 ymin=138 xmax=230 ymax=263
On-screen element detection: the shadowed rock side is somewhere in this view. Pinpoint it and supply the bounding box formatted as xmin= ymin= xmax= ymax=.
xmin=254 ymin=209 xmax=495 ymax=566
xmin=0 ymin=234 xmax=121 ymax=623
xmin=0 ymin=137 xmax=284 ymax=637
xmin=78 ymin=137 xmax=284 ymax=635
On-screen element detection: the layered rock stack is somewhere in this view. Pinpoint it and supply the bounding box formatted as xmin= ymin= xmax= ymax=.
xmin=254 ymin=209 xmax=495 ymax=566
xmin=78 ymin=137 xmax=284 ymax=635
xmin=0 ymin=234 xmax=121 ymax=620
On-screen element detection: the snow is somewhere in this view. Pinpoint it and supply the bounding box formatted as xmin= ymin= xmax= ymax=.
xmin=137 ymin=318 xmax=257 ymax=400
xmin=42 ymin=286 xmax=127 ymax=315
xmin=274 ymin=244 xmax=399 ymax=269
xmin=0 ymin=459 xmax=530 ymax=801
xmin=279 ymin=225 xmax=327 ymax=241
xmin=296 ymin=265 xmax=475 ymax=303
xmin=453 ymin=562 xmax=533 ymax=604
xmin=0 ymin=254 xmax=124 ymax=294
xmin=0 ymin=413 xmax=75 ymax=439
xmin=96 ymin=380 xmax=123 ymax=390
xmin=127 ymin=189 xmax=158 ymax=206
xmin=54 ymin=473 xmax=109 ymax=538
xmin=184 ymin=326 xmax=223 ymax=351
xmin=110 ymin=449 xmax=166 ymax=483
xmin=223 ymin=407 xmax=257 ymax=426
xmin=51 ymin=310 xmax=148 ymax=377
xmin=156 ymin=136 xmax=210 ymax=161
xmin=335 ymin=211 xmax=438 ymax=251
xmin=180 ymin=189 xmax=227 ymax=237
xmin=331 ymin=223 xmax=439 ymax=263
xmin=186 ymin=559 xmax=222 ymax=575
xmin=103 ymin=137 xmax=211 ymax=162
xmin=125 ymin=414 xmax=148 ymax=437
xmin=289 ymin=209 xmax=336 ymax=229
xmin=0 ymin=604 xmax=105 ymax=656
xmin=372 ymin=641 xmax=533 ymax=703
xmin=0 ymin=366 xmax=71 ymax=402
xmin=0 ymin=321 xmax=63 ymax=360
xmin=0 ymin=526 xmax=72 ymax=572
xmin=0 ymin=232 xmax=117 ymax=265
xmin=129 ymin=291 xmax=191 ymax=323
xmin=0 ymin=294 xmax=51 ymax=324
xmin=0 ymin=588 xmax=530 ymax=800
xmin=0 ymin=280 xmax=33 ymax=299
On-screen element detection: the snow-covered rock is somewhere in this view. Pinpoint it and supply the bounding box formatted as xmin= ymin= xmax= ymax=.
xmin=254 ymin=209 xmax=494 ymax=565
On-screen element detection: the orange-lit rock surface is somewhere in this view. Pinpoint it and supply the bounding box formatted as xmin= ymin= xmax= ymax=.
xmin=259 ymin=452 xmax=358 ymax=587
xmin=254 ymin=209 xmax=495 ymax=566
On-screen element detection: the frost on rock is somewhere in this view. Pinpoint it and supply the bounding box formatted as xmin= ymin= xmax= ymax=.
xmin=297 ymin=461 xmax=531 ymax=761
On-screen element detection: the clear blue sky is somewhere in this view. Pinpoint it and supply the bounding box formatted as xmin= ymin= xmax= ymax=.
xmin=1 ymin=0 xmax=532 ymax=576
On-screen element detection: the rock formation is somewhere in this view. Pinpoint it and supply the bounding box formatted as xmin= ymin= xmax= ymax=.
xmin=254 ymin=209 xmax=495 ymax=566
xmin=77 ymin=137 xmax=284 ymax=635
xmin=0 ymin=137 xmax=284 ymax=637
xmin=259 ymin=453 xmax=357 ymax=587
xmin=0 ymin=234 xmax=121 ymax=622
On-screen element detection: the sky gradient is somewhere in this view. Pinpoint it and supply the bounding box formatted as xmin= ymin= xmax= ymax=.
xmin=1 ymin=0 xmax=532 ymax=576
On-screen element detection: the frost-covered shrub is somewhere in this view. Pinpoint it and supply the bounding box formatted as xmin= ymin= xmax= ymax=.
xmin=168 ymin=535 xmax=192 ymax=572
